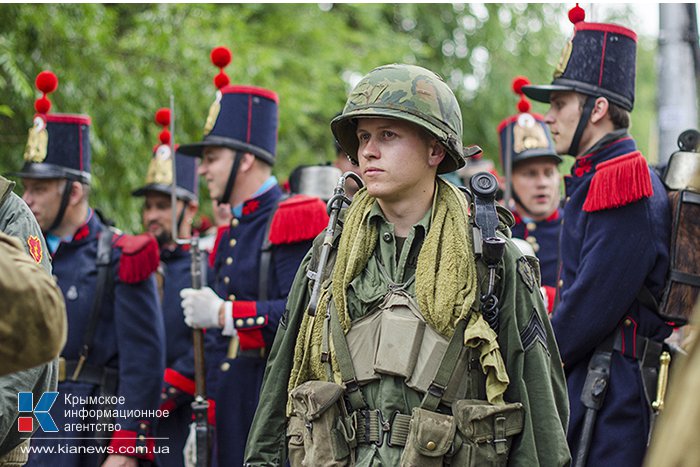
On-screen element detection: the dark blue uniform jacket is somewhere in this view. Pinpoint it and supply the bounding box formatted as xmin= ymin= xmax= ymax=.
xmin=551 ymin=133 xmax=671 ymax=467
xmin=28 ymin=211 xmax=165 ymax=466
xmin=205 ymin=184 xmax=327 ymax=467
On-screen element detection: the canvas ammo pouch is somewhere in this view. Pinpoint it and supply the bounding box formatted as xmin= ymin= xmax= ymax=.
xmin=288 ymin=380 xmax=353 ymax=466
xmin=449 ymin=399 xmax=524 ymax=466
xmin=400 ymin=407 xmax=457 ymax=467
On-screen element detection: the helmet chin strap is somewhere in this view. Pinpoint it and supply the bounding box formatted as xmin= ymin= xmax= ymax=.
xmin=46 ymin=179 xmax=74 ymax=235
xmin=568 ymin=96 xmax=596 ymax=157
xmin=218 ymin=152 xmax=242 ymax=206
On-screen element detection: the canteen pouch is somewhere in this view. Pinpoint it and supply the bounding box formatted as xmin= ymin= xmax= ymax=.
xmin=450 ymin=399 xmax=524 ymax=466
xmin=399 ymin=407 xmax=456 ymax=467
xmin=289 ymin=380 xmax=352 ymax=466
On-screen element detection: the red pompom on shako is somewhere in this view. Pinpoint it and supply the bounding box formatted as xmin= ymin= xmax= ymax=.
xmin=34 ymin=70 xmax=58 ymax=115
xmin=512 ymin=76 xmax=531 ymax=113
xmin=568 ymin=3 xmax=585 ymax=24
xmin=155 ymin=108 xmax=171 ymax=126
xmin=155 ymin=108 xmax=171 ymax=144
xmin=211 ymin=46 xmax=232 ymax=89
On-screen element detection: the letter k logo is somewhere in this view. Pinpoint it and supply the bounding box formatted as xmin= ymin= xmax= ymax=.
xmin=17 ymin=392 xmax=59 ymax=432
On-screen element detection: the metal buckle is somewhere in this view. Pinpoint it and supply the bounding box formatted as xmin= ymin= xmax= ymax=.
xmin=427 ymin=382 xmax=446 ymax=399
xmin=344 ymin=379 xmax=361 ymax=394
xmin=385 ymin=410 xmax=400 ymax=447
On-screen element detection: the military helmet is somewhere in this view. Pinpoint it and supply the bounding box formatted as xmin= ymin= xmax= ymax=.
xmin=331 ymin=64 xmax=465 ymax=174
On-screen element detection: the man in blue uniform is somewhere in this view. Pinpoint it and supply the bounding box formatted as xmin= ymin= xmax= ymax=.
xmin=177 ymin=46 xmax=328 ymax=466
xmin=131 ymin=108 xmax=200 ymax=467
xmin=523 ymin=5 xmax=672 ymax=466
xmin=15 ymin=73 xmax=166 ymax=467
xmin=499 ymin=76 xmax=563 ymax=310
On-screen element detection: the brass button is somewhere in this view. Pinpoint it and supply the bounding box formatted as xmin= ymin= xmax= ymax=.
xmin=426 ymin=441 xmax=437 ymax=451
xmin=526 ymin=222 xmax=537 ymax=231
xmin=246 ymin=317 xmax=255 ymax=326
xmin=140 ymin=423 xmax=147 ymax=430
xmin=231 ymin=218 xmax=239 ymax=228
xmin=382 ymin=232 xmax=393 ymax=242
xmin=558 ymin=279 xmax=564 ymax=288
xmin=221 ymin=362 xmax=231 ymax=372
xmin=226 ymin=257 xmax=233 ymax=265
xmin=228 ymin=294 xmax=236 ymax=301
xmin=229 ymin=238 xmax=237 ymax=247
xmin=168 ymin=387 xmax=177 ymax=394
xmin=533 ymin=243 xmax=540 ymax=253
xmin=256 ymin=316 xmax=265 ymax=325
xmin=160 ymin=393 xmax=167 ymax=400
xmin=566 ymin=196 xmax=571 ymax=202
xmin=223 ymin=277 xmax=230 ymax=284
xmin=235 ymin=319 xmax=245 ymax=328
xmin=138 ymin=435 xmax=146 ymax=441
xmin=526 ymin=236 xmax=537 ymax=244
xmin=624 ymin=319 xmax=632 ymax=327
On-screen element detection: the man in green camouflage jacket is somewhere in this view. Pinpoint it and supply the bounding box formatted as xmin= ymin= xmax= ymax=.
xmin=244 ymin=64 xmax=570 ymax=466
xmin=0 ymin=174 xmax=63 ymax=467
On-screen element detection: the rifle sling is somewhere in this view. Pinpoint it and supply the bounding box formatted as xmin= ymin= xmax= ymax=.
xmin=74 ymin=227 xmax=115 ymax=379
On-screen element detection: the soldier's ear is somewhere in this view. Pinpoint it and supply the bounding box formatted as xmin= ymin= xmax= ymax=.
xmin=590 ymin=97 xmax=610 ymax=124
xmin=427 ymin=140 xmax=446 ymax=169
xmin=68 ymin=181 xmax=86 ymax=205
xmin=238 ymin=152 xmax=257 ymax=174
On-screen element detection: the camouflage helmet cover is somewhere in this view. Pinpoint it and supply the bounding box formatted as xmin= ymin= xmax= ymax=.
xmin=331 ymin=64 xmax=465 ymax=174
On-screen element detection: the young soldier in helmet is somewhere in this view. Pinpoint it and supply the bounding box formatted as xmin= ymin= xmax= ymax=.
xmin=177 ymin=47 xmax=328 ymax=467
xmin=500 ymin=76 xmax=563 ymax=310
xmin=244 ymin=63 xmax=570 ymax=466
xmin=16 ymin=72 xmax=165 ymax=467
xmin=523 ymin=5 xmax=671 ymax=466
xmin=131 ymin=109 xmax=201 ymax=467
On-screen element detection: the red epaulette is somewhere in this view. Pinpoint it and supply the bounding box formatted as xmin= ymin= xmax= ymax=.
xmin=268 ymin=194 xmax=329 ymax=245
xmin=114 ymin=233 xmax=160 ymax=283
xmin=209 ymin=225 xmax=229 ymax=268
xmin=583 ymin=151 xmax=654 ymax=212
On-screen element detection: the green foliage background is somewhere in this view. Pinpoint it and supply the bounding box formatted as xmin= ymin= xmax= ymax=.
xmin=0 ymin=4 xmax=657 ymax=231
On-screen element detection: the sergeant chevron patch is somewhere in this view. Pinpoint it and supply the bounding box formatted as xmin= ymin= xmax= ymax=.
xmin=520 ymin=309 xmax=549 ymax=355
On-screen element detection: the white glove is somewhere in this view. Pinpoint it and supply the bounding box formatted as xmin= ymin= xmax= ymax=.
xmin=183 ymin=422 xmax=196 ymax=467
xmin=180 ymin=287 xmax=223 ymax=329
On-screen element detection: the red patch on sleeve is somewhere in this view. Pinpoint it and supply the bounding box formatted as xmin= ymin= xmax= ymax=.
xmin=27 ymin=235 xmax=43 ymax=263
